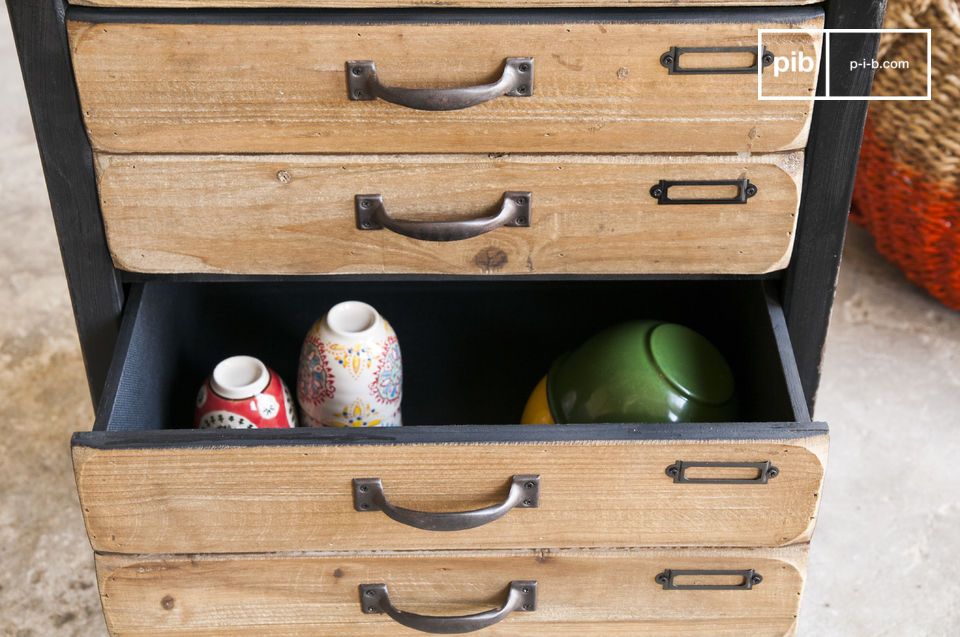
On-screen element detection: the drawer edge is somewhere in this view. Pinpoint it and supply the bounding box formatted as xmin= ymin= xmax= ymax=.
xmin=73 ymin=421 xmax=829 ymax=450
xmin=67 ymin=5 xmax=826 ymax=26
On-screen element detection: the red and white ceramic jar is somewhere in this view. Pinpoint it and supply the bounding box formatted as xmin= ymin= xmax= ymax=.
xmin=297 ymin=301 xmax=402 ymax=427
xmin=194 ymin=356 xmax=297 ymax=429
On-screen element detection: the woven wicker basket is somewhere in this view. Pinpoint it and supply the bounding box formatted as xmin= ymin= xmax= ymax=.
xmin=852 ymin=0 xmax=960 ymax=310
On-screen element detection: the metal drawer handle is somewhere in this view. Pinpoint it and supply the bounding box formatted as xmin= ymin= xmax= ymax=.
xmin=355 ymin=192 xmax=531 ymax=242
xmin=346 ymin=58 xmax=534 ymax=111
xmin=656 ymin=569 xmax=763 ymax=590
xmin=660 ymin=45 xmax=775 ymax=75
xmin=360 ymin=580 xmax=537 ymax=634
xmin=650 ymin=179 xmax=758 ymax=205
xmin=353 ymin=475 xmax=540 ymax=531
xmin=666 ymin=460 xmax=780 ymax=484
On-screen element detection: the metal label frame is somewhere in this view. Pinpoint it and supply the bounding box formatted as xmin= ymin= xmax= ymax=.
xmin=660 ymin=45 xmax=775 ymax=75
xmin=650 ymin=179 xmax=758 ymax=205
xmin=665 ymin=460 xmax=780 ymax=484
xmin=656 ymin=569 xmax=763 ymax=590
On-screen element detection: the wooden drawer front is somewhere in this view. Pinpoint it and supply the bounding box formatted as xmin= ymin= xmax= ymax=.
xmin=95 ymin=547 xmax=807 ymax=636
xmin=96 ymin=153 xmax=803 ymax=275
xmin=68 ymin=10 xmax=822 ymax=154
xmin=75 ymin=280 xmax=823 ymax=555
xmin=75 ymin=433 xmax=825 ymax=554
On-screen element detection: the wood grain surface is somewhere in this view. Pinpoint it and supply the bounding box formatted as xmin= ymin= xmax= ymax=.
xmin=95 ymin=152 xmax=803 ymax=275
xmin=67 ymin=18 xmax=822 ymax=153
xmin=95 ymin=546 xmax=808 ymax=636
xmin=74 ymin=435 xmax=827 ymax=554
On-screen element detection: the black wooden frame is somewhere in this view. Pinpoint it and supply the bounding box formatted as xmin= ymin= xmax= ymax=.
xmin=6 ymin=0 xmax=123 ymax=403
xmin=783 ymin=0 xmax=888 ymax=407
xmin=6 ymin=0 xmax=887 ymax=412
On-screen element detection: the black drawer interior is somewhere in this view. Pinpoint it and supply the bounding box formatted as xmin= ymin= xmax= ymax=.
xmin=94 ymin=280 xmax=808 ymax=432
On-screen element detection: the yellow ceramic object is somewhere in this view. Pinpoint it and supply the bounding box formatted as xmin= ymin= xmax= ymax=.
xmin=521 ymin=375 xmax=556 ymax=425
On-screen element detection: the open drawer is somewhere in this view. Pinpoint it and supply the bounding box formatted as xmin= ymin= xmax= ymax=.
xmin=74 ymin=279 xmax=826 ymax=554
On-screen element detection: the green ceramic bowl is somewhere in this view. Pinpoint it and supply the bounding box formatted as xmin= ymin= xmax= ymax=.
xmin=546 ymin=321 xmax=737 ymax=424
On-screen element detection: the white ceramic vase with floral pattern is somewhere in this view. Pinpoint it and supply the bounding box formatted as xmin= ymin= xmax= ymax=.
xmin=297 ymin=301 xmax=402 ymax=427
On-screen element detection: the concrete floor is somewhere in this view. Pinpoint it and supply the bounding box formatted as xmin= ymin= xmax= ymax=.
xmin=0 ymin=7 xmax=958 ymax=637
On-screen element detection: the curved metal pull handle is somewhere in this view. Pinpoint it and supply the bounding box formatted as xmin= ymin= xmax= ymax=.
xmin=353 ymin=475 xmax=540 ymax=531
xmin=355 ymin=192 xmax=531 ymax=242
xmin=346 ymin=58 xmax=533 ymax=111
xmin=359 ymin=580 xmax=537 ymax=634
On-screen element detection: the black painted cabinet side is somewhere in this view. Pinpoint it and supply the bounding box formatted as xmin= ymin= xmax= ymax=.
xmin=783 ymin=0 xmax=888 ymax=414
xmin=6 ymin=0 xmax=123 ymax=405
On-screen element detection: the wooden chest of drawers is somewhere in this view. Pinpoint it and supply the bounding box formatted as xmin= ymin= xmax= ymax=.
xmin=8 ymin=0 xmax=887 ymax=634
